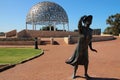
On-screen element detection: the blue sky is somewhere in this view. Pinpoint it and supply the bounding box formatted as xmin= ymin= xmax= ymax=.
xmin=0 ymin=0 xmax=120 ymax=32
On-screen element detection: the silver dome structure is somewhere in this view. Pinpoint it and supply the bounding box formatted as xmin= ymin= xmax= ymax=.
xmin=26 ymin=1 xmax=69 ymax=31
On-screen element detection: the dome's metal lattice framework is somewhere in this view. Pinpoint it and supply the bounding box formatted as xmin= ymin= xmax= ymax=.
xmin=26 ymin=1 xmax=69 ymax=31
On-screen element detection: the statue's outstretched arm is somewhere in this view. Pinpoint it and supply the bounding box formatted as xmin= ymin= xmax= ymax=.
xmin=89 ymin=41 xmax=97 ymax=53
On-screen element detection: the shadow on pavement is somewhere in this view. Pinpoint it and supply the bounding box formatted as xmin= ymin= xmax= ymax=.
xmin=75 ymin=76 xmax=120 ymax=80
xmin=87 ymin=77 xmax=120 ymax=80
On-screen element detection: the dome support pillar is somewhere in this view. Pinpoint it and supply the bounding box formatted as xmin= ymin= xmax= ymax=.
xmin=54 ymin=23 xmax=56 ymax=31
xmin=26 ymin=23 xmax=28 ymax=30
xmin=67 ymin=23 xmax=69 ymax=31
xmin=50 ymin=26 xmax=51 ymax=31
xmin=63 ymin=23 xmax=65 ymax=31
xmin=32 ymin=23 xmax=34 ymax=30
xmin=35 ymin=24 xmax=36 ymax=30
xmin=54 ymin=26 xmax=56 ymax=31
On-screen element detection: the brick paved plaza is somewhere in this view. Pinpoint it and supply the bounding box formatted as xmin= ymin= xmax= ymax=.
xmin=0 ymin=38 xmax=120 ymax=80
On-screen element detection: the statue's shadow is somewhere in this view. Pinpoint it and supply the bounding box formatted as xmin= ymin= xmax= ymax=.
xmin=75 ymin=75 xmax=120 ymax=80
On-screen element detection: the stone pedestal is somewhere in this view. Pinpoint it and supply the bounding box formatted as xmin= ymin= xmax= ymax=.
xmin=50 ymin=37 xmax=54 ymax=45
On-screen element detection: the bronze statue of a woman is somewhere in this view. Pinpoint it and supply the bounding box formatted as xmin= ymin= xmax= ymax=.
xmin=66 ymin=15 xmax=97 ymax=79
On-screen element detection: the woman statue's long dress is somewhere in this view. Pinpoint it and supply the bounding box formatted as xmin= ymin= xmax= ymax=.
xmin=66 ymin=15 xmax=97 ymax=79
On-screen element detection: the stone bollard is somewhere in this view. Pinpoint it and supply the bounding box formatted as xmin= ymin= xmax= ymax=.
xmin=38 ymin=37 xmax=41 ymax=45
xmin=34 ymin=37 xmax=38 ymax=49
xmin=64 ymin=35 xmax=72 ymax=44
xmin=50 ymin=37 xmax=54 ymax=45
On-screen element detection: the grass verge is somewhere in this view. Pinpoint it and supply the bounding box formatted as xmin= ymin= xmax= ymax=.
xmin=0 ymin=48 xmax=42 ymax=65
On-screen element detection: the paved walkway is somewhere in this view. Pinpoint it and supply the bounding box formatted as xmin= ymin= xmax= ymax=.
xmin=0 ymin=38 xmax=120 ymax=80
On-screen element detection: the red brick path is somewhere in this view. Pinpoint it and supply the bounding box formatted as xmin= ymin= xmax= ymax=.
xmin=0 ymin=38 xmax=120 ymax=80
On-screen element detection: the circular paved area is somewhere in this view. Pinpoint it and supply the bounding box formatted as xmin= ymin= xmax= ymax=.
xmin=0 ymin=38 xmax=120 ymax=80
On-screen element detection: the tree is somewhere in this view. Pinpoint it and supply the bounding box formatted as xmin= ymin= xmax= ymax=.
xmin=104 ymin=13 xmax=120 ymax=35
xmin=0 ymin=32 xmax=5 ymax=36
xmin=103 ymin=27 xmax=113 ymax=34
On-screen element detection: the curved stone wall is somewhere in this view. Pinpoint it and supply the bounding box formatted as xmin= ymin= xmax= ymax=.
xmin=64 ymin=35 xmax=116 ymax=44
xmin=0 ymin=36 xmax=116 ymax=45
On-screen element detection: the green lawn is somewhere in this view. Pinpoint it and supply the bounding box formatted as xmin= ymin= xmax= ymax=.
xmin=0 ymin=48 xmax=42 ymax=65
